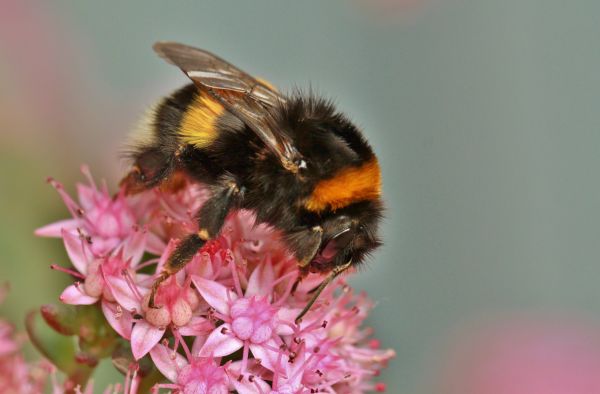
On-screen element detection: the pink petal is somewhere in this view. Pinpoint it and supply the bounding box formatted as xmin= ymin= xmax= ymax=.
xmin=296 ymin=273 xmax=323 ymax=294
xmin=178 ymin=316 xmax=213 ymax=336
xmin=34 ymin=219 xmax=78 ymax=237
xmin=156 ymin=239 xmax=178 ymax=272
xmin=61 ymin=229 xmax=90 ymax=275
xmin=131 ymin=320 xmax=165 ymax=360
xmin=135 ymin=274 xmax=155 ymax=288
xmin=150 ymin=343 xmax=187 ymax=382
xmin=76 ymin=184 xmax=97 ymax=211
xmin=101 ymin=300 xmax=133 ymax=340
xmin=199 ymin=324 xmax=243 ymax=357
xmin=105 ymin=276 xmax=143 ymax=313
xmin=231 ymin=373 xmax=271 ymax=394
xmin=194 ymin=253 xmax=215 ymax=279
xmin=59 ymin=284 xmax=98 ymax=305
xmin=146 ymin=232 xmax=166 ymax=255
xmin=250 ymin=338 xmax=283 ymax=374
xmin=285 ymin=341 xmax=306 ymax=383
xmin=246 ymin=261 xmax=275 ymax=297
xmin=0 ymin=336 xmax=19 ymax=356
xmin=275 ymin=307 xmax=299 ymax=336
xmin=123 ymin=229 xmax=147 ymax=267
xmin=192 ymin=335 xmax=208 ymax=358
xmin=192 ymin=276 xmax=236 ymax=315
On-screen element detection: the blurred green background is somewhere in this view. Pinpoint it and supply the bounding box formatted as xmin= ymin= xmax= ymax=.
xmin=2 ymin=0 xmax=600 ymax=392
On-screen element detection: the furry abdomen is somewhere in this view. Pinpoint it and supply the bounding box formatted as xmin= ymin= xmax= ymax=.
xmin=125 ymin=84 xmax=307 ymax=225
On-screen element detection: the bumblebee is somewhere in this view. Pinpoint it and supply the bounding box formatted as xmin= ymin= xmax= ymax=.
xmin=122 ymin=42 xmax=383 ymax=322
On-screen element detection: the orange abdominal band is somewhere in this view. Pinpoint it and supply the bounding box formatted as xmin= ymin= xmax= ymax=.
xmin=305 ymin=158 xmax=381 ymax=212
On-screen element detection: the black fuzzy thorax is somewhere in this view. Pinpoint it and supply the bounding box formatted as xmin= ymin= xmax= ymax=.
xmin=128 ymin=84 xmax=383 ymax=267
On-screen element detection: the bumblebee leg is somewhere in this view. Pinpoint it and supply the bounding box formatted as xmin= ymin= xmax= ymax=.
xmin=290 ymin=265 xmax=310 ymax=296
xmin=286 ymin=226 xmax=323 ymax=268
xmin=295 ymin=259 xmax=353 ymax=324
xmin=121 ymin=147 xmax=176 ymax=194
xmin=287 ymin=226 xmax=322 ymax=296
xmin=148 ymin=179 xmax=241 ymax=308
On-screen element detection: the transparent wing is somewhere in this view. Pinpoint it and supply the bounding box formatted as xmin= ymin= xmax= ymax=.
xmin=153 ymin=41 xmax=300 ymax=171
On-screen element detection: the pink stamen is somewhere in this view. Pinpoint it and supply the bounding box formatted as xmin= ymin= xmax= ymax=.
xmin=273 ymin=271 xmax=298 ymax=307
xmin=296 ymin=309 xmax=330 ymax=335
xmin=226 ymin=288 xmax=234 ymax=304
xmin=123 ymin=363 xmax=135 ymax=394
xmin=328 ymin=308 xmax=359 ymax=329
xmin=173 ymin=328 xmax=193 ymax=363
xmin=121 ymin=269 xmax=143 ymax=301
xmin=129 ymin=369 xmax=140 ymax=394
xmin=271 ymin=269 xmax=298 ymax=288
xmin=240 ymin=342 xmax=250 ymax=375
xmin=252 ymin=379 xmax=266 ymax=394
xmin=80 ymin=164 xmax=98 ymax=192
xmin=50 ymin=264 xmax=85 ymax=279
xmin=49 ymin=178 xmax=81 ymax=219
xmin=289 ymin=337 xmax=330 ymax=382
xmin=172 ymin=332 xmax=180 ymax=355
xmin=136 ymin=258 xmax=160 ymax=270
xmin=271 ymin=343 xmax=286 ymax=391
xmin=101 ymin=178 xmax=109 ymax=196
xmin=152 ymin=383 xmax=179 ymax=392
xmin=262 ymin=341 xmax=284 ymax=353
xmin=228 ymin=256 xmax=243 ymax=298
xmin=213 ymin=311 xmax=230 ymax=323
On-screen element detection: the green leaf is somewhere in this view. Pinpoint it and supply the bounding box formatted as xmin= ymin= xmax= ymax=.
xmin=29 ymin=303 xmax=122 ymax=391
xmin=26 ymin=310 xmax=94 ymax=390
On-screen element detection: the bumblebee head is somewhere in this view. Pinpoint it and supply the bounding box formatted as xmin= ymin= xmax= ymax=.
xmin=307 ymin=199 xmax=384 ymax=274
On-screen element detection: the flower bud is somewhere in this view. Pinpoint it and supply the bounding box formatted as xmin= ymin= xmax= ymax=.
xmin=171 ymin=298 xmax=192 ymax=327
xmin=145 ymin=306 xmax=171 ymax=328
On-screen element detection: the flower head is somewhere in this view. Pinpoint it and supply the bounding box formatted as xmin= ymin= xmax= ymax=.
xmin=36 ymin=169 xmax=394 ymax=392
xmin=0 ymin=284 xmax=51 ymax=394
xmin=35 ymin=166 xmax=144 ymax=256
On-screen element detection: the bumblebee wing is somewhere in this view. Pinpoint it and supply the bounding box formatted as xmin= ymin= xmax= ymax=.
xmin=153 ymin=41 xmax=300 ymax=171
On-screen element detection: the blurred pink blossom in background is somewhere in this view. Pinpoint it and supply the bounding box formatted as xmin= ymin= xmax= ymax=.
xmin=434 ymin=317 xmax=600 ymax=394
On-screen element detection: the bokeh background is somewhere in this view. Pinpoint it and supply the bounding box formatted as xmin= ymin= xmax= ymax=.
xmin=2 ymin=0 xmax=600 ymax=392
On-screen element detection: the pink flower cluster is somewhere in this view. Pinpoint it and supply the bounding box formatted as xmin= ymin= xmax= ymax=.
xmin=37 ymin=166 xmax=394 ymax=393
xmin=0 ymin=284 xmax=52 ymax=394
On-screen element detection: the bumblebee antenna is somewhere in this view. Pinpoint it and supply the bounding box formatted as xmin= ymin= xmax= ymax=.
xmin=295 ymin=260 xmax=353 ymax=324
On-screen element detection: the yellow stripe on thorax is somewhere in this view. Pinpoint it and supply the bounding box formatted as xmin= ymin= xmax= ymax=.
xmin=179 ymin=93 xmax=225 ymax=148
xmin=305 ymin=158 xmax=382 ymax=212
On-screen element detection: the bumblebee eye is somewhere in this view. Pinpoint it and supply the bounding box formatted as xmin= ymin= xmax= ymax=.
xmin=297 ymin=159 xmax=307 ymax=170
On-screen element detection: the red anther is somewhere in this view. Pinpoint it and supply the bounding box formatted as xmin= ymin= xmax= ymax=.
xmin=369 ymin=339 xmax=381 ymax=349
xmin=288 ymin=351 xmax=297 ymax=363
